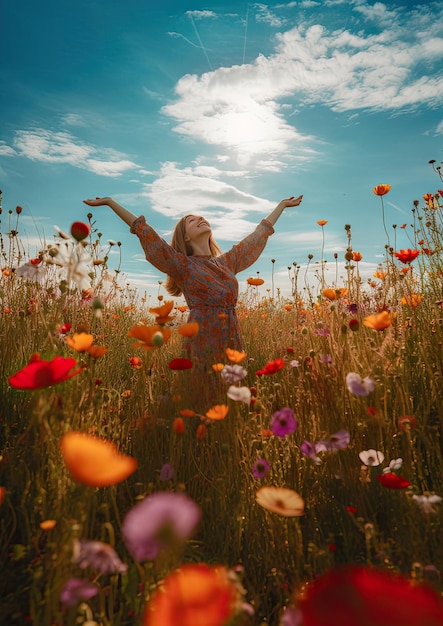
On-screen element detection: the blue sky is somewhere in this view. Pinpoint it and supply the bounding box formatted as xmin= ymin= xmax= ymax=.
xmin=1 ymin=0 xmax=442 ymax=302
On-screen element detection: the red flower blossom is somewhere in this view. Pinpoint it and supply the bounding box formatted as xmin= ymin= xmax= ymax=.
xmin=70 ymin=221 xmax=91 ymax=242
xmin=168 ymin=358 xmax=193 ymax=370
xmin=377 ymin=473 xmax=411 ymax=489
xmin=394 ymin=248 xmax=420 ymax=264
xmin=373 ymin=184 xmax=391 ymax=196
xmin=297 ymin=565 xmax=443 ymax=626
xmin=9 ymin=355 xmax=83 ymax=390
xmin=256 ymin=358 xmax=285 ymax=376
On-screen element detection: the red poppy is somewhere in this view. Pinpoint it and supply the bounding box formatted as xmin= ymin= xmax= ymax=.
xmin=173 ymin=418 xmax=185 ymax=434
xmin=9 ymin=355 xmax=83 ymax=390
xmin=377 ymin=473 xmax=410 ymax=489
xmin=256 ymin=358 xmax=285 ymax=376
xmin=297 ymin=565 xmax=443 ymax=626
xmin=398 ymin=415 xmax=417 ymax=430
xmin=70 ymin=221 xmax=91 ymax=242
xmin=394 ymin=248 xmax=420 ymax=264
xmin=168 ymin=358 xmax=193 ymax=370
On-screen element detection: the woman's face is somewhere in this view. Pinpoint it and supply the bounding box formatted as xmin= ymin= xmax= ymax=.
xmin=184 ymin=215 xmax=212 ymax=242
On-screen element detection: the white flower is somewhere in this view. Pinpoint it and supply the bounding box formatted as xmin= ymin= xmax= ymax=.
xmin=256 ymin=486 xmax=304 ymax=517
xmin=383 ymin=458 xmax=403 ymax=474
xmin=49 ymin=240 xmax=93 ymax=291
xmin=359 ymin=449 xmax=385 ymax=467
xmin=227 ymin=386 xmax=251 ymax=404
xmin=412 ymin=494 xmax=442 ymax=514
xmin=290 ymin=360 xmax=300 ymax=368
xmin=346 ymin=372 xmax=376 ymax=396
xmin=16 ymin=261 xmax=48 ymax=283
xmin=221 ymin=364 xmax=247 ymax=384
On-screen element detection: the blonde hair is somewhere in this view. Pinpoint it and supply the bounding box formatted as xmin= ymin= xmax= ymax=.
xmin=165 ymin=214 xmax=222 ymax=297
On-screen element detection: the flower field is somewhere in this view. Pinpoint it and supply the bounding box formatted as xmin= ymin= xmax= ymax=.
xmin=1 ymin=175 xmax=443 ymax=625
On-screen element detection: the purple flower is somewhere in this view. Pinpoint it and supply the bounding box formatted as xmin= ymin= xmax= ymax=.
xmin=346 ymin=372 xmax=375 ymax=396
xmin=279 ymin=607 xmax=303 ymax=626
xmin=60 ymin=577 xmax=99 ymax=606
xmin=73 ymin=539 xmax=127 ymax=575
xmin=221 ymin=364 xmax=247 ymax=384
xmin=270 ymin=407 xmax=297 ymax=437
xmin=253 ymin=458 xmax=271 ymax=479
xmin=319 ymin=354 xmax=332 ymax=364
xmin=347 ymin=303 xmax=358 ymax=315
xmin=300 ymin=440 xmax=321 ymax=465
xmin=315 ymin=325 xmax=330 ymax=337
xmin=159 ymin=462 xmax=174 ymax=481
xmin=122 ymin=491 xmax=201 ymax=562
xmin=315 ymin=429 xmax=350 ymax=453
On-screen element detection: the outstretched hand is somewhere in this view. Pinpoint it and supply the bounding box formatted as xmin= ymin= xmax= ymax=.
xmin=279 ymin=195 xmax=303 ymax=208
xmin=83 ymin=197 xmax=112 ymax=207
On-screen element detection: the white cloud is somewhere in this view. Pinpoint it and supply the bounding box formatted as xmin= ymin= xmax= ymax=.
xmin=162 ymin=5 xmax=443 ymax=165
xmin=185 ymin=10 xmax=217 ymax=20
xmin=9 ymin=129 xmax=139 ymax=177
xmin=0 ymin=141 xmax=17 ymax=156
xmin=61 ymin=113 xmax=87 ymax=127
xmin=253 ymin=3 xmax=285 ymax=27
xmin=436 ymin=120 xmax=443 ymax=134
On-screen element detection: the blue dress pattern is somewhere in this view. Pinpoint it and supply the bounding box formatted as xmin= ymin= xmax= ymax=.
xmin=131 ymin=217 xmax=274 ymax=362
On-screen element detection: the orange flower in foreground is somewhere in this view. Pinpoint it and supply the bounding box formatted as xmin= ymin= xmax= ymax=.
xmin=363 ymin=310 xmax=395 ymax=331
xmin=60 ymin=431 xmax=137 ymax=487
xmin=178 ymin=322 xmax=199 ymax=337
xmin=394 ymin=248 xmax=420 ymax=264
xmin=143 ymin=563 xmax=238 ymax=626
xmin=225 ymin=348 xmax=247 ymax=363
xmin=317 ymin=220 xmax=328 ymax=226
xmin=149 ymin=300 xmax=175 ymax=324
xmin=127 ymin=325 xmax=171 ymax=350
xmin=322 ymin=288 xmax=348 ymax=301
xmin=206 ymin=405 xmax=229 ymax=421
xmin=247 ymin=277 xmax=264 ymax=286
xmin=66 ymin=333 xmax=94 ymax=352
xmin=373 ymin=184 xmax=391 ymax=196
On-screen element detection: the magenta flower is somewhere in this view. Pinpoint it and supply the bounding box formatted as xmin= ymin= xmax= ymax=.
xmin=159 ymin=462 xmax=174 ymax=481
xmin=300 ymin=440 xmax=321 ymax=465
xmin=270 ymin=407 xmax=297 ymax=437
xmin=122 ymin=492 xmax=201 ymax=562
xmin=253 ymin=458 xmax=271 ymax=479
xmin=60 ymin=577 xmax=99 ymax=606
xmin=73 ymin=539 xmax=127 ymax=575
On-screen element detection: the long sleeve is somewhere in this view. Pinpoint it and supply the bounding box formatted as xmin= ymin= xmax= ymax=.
xmin=221 ymin=219 xmax=274 ymax=274
xmin=130 ymin=216 xmax=185 ymax=283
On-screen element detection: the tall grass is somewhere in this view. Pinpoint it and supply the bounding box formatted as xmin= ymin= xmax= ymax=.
xmin=0 ymin=178 xmax=442 ymax=625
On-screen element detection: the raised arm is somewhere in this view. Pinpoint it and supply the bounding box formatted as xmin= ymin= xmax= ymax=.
xmin=265 ymin=195 xmax=303 ymax=226
xmin=83 ymin=197 xmax=137 ymax=228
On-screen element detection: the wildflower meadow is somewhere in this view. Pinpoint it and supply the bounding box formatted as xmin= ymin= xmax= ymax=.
xmin=1 ymin=165 xmax=443 ymax=626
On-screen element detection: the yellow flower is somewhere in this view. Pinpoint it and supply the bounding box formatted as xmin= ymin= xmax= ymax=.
xmin=256 ymin=486 xmax=304 ymax=517
xmin=206 ymin=405 xmax=229 ymax=421
xmin=225 ymin=348 xmax=247 ymax=363
xmin=363 ymin=310 xmax=395 ymax=331
xmin=401 ymin=294 xmax=424 ymax=309
xmin=66 ymin=332 xmax=94 ymax=352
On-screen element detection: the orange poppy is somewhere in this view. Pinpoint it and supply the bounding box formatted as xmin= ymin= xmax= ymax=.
xmin=352 ymin=251 xmax=362 ymax=262
xmin=178 ymin=322 xmax=199 ymax=337
xmin=143 ymin=563 xmax=238 ymax=626
xmin=196 ymin=424 xmax=207 ymax=440
xmin=66 ymin=333 xmax=94 ymax=352
xmin=373 ymin=270 xmax=387 ymax=280
xmin=60 ymin=431 xmax=137 ymax=487
xmin=373 ymin=184 xmax=391 ymax=196
xmin=363 ymin=311 xmax=395 ymax=331
xmin=394 ymin=248 xmax=420 ymax=264
xmin=284 ymin=304 xmax=293 ymax=311
xmin=212 ymin=363 xmax=225 ymax=372
xmin=40 ymin=519 xmax=57 ymax=531
xmin=173 ymin=418 xmax=185 ymax=434
xmin=225 ymin=348 xmax=247 ymax=363
xmin=180 ymin=409 xmax=196 ymax=418
xmin=206 ymin=405 xmax=229 ymax=421
xmin=176 ymin=305 xmax=188 ymax=313
xmin=322 ymin=288 xmax=348 ymax=301
xmin=127 ymin=325 xmax=171 ymax=350
xmin=87 ymin=345 xmax=108 ymax=358
xmin=149 ymin=301 xmax=175 ymax=324
xmin=401 ymin=293 xmax=424 ymax=308
xmin=317 ymin=220 xmax=328 ymax=226
xmin=247 ymin=277 xmax=264 ymax=286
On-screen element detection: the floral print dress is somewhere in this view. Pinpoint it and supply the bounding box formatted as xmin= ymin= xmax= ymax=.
xmin=131 ymin=216 xmax=274 ymax=363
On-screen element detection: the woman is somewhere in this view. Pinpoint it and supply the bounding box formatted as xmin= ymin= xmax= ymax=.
xmin=83 ymin=195 xmax=303 ymax=365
